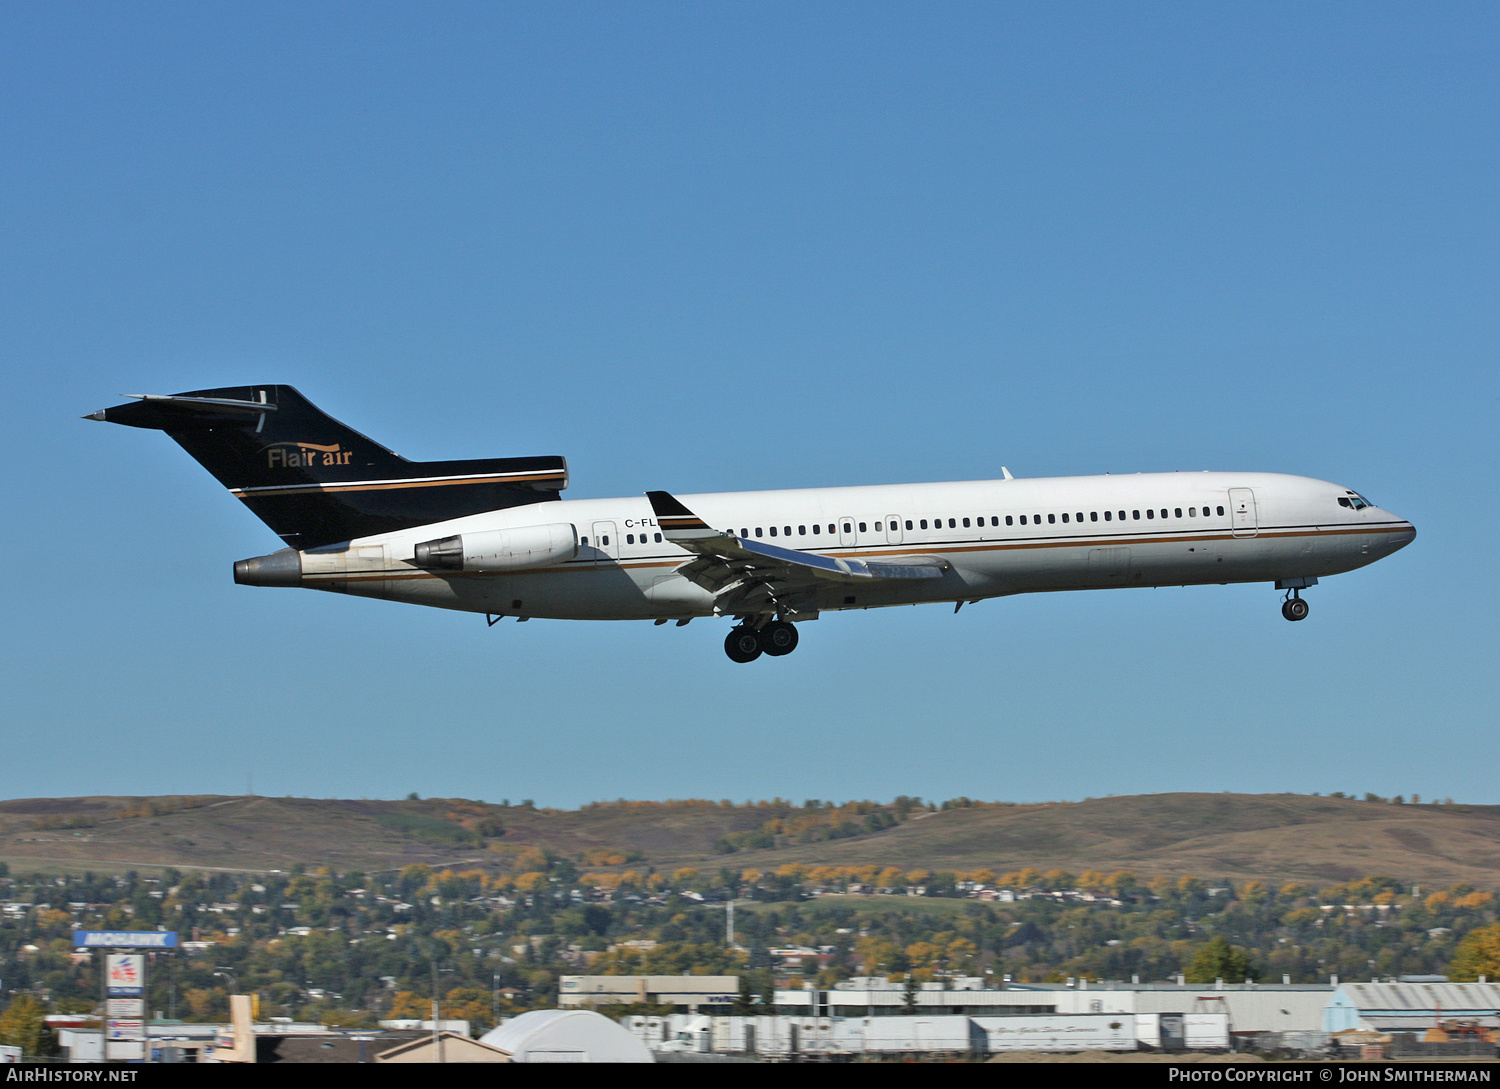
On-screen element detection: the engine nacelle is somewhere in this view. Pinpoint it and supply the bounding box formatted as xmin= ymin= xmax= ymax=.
xmin=413 ymin=523 xmax=578 ymax=572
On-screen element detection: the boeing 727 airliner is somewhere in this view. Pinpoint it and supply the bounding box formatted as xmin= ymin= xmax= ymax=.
xmin=89 ymin=385 xmax=1415 ymax=662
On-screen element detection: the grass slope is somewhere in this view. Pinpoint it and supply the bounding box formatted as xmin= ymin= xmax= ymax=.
xmin=0 ymin=793 xmax=1496 ymax=887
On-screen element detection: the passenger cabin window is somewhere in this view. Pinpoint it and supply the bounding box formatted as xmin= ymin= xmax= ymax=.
xmin=1216 ymin=505 xmax=1224 ymax=515
xmin=1090 ymin=512 xmax=1098 ymax=522
xmin=799 ymin=525 xmax=806 ymax=535
xmin=769 ymin=526 xmax=777 ymax=536
xmin=1005 ymin=515 xmax=1013 ymax=525
xmin=1174 ymin=508 xmax=1182 ymax=518
xmin=1048 ymin=514 xmax=1056 ymax=524
xmin=857 ymin=522 xmax=865 ymax=532
xmin=1061 ymin=513 xmax=1069 ymax=523
xmin=962 ymin=517 xmax=970 ymax=528
xmin=654 ymin=533 xmax=662 ymax=543
xmin=755 ymin=527 xmax=763 ymax=537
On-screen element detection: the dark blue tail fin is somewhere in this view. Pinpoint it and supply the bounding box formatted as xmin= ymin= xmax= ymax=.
xmin=88 ymin=385 xmax=567 ymax=548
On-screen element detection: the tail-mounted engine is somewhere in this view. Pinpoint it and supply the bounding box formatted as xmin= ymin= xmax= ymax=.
xmin=413 ymin=523 xmax=578 ymax=572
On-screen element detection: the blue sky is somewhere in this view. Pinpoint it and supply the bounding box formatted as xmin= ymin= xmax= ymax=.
xmin=2 ymin=3 xmax=1496 ymax=808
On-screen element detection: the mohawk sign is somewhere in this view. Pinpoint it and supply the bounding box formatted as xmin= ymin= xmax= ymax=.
xmin=74 ymin=930 xmax=179 ymax=949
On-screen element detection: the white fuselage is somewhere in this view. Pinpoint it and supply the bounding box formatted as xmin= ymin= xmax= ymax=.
xmin=295 ymin=471 xmax=1415 ymax=622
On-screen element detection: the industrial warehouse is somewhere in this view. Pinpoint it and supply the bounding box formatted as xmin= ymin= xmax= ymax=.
xmin=37 ymin=977 xmax=1498 ymax=1062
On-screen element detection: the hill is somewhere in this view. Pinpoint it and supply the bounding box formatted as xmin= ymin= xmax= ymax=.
xmin=1 ymin=792 xmax=1497 ymax=888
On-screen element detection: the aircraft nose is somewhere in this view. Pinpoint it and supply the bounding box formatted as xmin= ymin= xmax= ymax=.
xmin=1391 ymin=519 xmax=1416 ymax=550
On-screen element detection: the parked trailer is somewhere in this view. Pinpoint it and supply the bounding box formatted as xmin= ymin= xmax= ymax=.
xmin=975 ymin=1013 xmax=1137 ymax=1053
xmin=1133 ymin=1013 xmax=1231 ymax=1051
xmin=628 ymin=1014 xmax=839 ymax=1059
xmin=835 ymin=1016 xmax=988 ymax=1056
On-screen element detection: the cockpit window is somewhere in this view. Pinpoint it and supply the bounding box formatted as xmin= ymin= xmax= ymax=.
xmin=1341 ymin=492 xmax=1372 ymax=510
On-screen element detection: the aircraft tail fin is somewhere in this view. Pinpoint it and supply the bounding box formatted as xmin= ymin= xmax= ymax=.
xmin=88 ymin=385 xmax=567 ymax=548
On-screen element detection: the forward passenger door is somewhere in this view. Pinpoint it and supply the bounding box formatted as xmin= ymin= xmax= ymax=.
xmin=1229 ymin=489 xmax=1258 ymax=538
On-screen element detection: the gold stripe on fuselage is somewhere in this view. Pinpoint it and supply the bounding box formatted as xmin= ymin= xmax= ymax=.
xmin=317 ymin=523 xmax=1402 ymax=583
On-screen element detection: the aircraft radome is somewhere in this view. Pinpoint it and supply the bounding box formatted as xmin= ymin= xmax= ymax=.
xmin=88 ymin=385 xmax=1416 ymax=662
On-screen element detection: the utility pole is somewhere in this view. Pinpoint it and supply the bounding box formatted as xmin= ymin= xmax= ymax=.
xmin=431 ymin=961 xmax=442 ymax=1064
xmin=430 ymin=961 xmax=453 ymax=1063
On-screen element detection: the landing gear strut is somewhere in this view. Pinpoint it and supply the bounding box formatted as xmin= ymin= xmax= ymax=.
xmin=723 ymin=620 xmax=801 ymax=663
xmin=1281 ymin=589 xmax=1309 ymax=622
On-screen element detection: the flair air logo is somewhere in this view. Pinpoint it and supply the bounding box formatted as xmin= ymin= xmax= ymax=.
xmin=265 ymin=441 xmax=354 ymax=468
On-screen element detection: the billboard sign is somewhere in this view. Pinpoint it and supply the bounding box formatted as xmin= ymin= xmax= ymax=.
xmin=106 ymin=998 xmax=145 ymax=1019
xmin=106 ymin=1020 xmax=144 ymax=1041
xmin=106 ymin=954 xmax=145 ymax=995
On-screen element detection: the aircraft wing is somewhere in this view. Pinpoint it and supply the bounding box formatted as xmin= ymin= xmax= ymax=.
xmin=646 ymin=490 xmax=947 ymax=615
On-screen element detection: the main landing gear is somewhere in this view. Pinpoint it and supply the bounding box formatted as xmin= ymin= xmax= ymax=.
xmin=723 ymin=620 xmax=800 ymax=663
xmin=1281 ymin=589 xmax=1310 ymax=622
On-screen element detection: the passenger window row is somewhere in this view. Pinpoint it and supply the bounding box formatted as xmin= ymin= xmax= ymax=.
xmin=589 ymin=503 xmax=1231 ymax=553
xmin=1001 ymin=505 xmax=1225 ymax=526
xmin=726 ymin=505 xmax=1228 ymax=542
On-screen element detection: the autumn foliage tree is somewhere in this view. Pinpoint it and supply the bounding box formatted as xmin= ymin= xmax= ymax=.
xmin=1448 ymin=924 xmax=1500 ymax=981
xmin=0 ymin=995 xmax=55 ymax=1057
xmin=1185 ymin=936 xmax=1256 ymax=984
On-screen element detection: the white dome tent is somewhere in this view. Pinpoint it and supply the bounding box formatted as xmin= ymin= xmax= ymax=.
xmin=480 ymin=1010 xmax=654 ymax=1063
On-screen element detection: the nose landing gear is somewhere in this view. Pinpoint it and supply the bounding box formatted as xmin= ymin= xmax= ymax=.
xmin=723 ymin=619 xmax=800 ymax=662
xmin=1281 ymin=590 xmax=1309 ymax=622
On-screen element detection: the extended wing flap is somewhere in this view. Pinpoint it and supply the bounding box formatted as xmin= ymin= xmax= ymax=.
xmin=646 ymin=491 xmax=949 ymax=608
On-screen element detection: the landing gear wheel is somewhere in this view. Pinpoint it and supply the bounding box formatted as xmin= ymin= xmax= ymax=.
xmin=760 ymin=620 xmax=799 ymax=657
xmin=1282 ymin=596 xmax=1309 ymax=622
xmin=724 ymin=627 xmax=763 ymax=663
